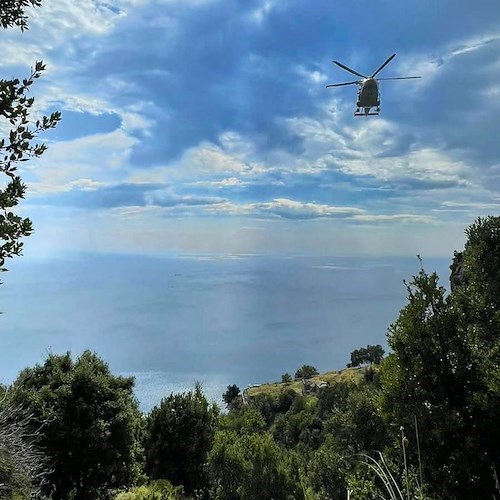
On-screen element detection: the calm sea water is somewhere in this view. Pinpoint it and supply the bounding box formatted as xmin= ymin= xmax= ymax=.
xmin=0 ymin=253 xmax=450 ymax=411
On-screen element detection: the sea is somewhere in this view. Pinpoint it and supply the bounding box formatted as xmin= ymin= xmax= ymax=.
xmin=0 ymin=253 xmax=451 ymax=411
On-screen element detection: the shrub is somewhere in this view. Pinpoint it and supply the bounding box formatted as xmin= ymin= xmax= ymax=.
xmin=294 ymin=365 xmax=319 ymax=379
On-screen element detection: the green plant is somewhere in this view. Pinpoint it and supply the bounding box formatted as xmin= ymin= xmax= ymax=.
xmin=294 ymin=365 xmax=319 ymax=380
xmin=0 ymin=1 xmax=61 ymax=283
xmin=360 ymin=452 xmax=404 ymax=499
xmin=114 ymin=480 xmax=184 ymax=500
xmin=144 ymin=383 xmax=219 ymax=494
xmin=10 ymin=351 xmax=143 ymax=499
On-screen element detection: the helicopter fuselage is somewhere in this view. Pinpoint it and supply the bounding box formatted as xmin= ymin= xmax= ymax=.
xmin=356 ymin=78 xmax=380 ymax=116
xmin=326 ymin=54 xmax=421 ymax=117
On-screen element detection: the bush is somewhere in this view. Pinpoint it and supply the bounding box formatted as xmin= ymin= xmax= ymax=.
xmin=10 ymin=351 xmax=143 ymax=500
xmin=114 ymin=480 xmax=184 ymax=500
xmin=294 ymin=365 xmax=319 ymax=379
xmin=222 ymin=384 xmax=241 ymax=411
xmin=208 ymin=430 xmax=302 ymax=499
xmin=144 ymin=383 xmax=218 ymax=494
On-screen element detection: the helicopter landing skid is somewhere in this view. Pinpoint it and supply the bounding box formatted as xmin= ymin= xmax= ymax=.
xmin=354 ymin=111 xmax=379 ymax=116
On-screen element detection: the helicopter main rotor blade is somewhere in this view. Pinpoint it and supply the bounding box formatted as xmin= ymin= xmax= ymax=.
xmin=332 ymin=60 xmax=367 ymax=79
xmin=326 ymin=80 xmax=360 ymax=87
xmin=376 ymin=76 xmax=421 ymax=81
xmin=371 ymin=53 xmax=396 ymax=78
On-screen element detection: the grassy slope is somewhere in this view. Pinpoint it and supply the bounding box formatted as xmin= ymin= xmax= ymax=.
xmin=244 ymin=367 xmax=365 ymax=398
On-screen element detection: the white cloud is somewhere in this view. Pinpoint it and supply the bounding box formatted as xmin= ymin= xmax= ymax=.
xmin=441 ymin=200 xmax=500 ymax=211
xmin=193 ymin=177 xmax=245 ymax=188
xmin=205 ymin=198 xmax=363 ymax=219
xmin=27 ymin=178 xmax=107 ymax=195
xmin=448 ymin=34 xmax=500 ymax=57
xmin=29 ymin=129 xmax=138 ymax=185
xmin=176 ymin=138 xmax=266 ymax=178
xmin=295 ymin=65 xmax=328 ymax=85
xmin=183 ymin=143 xmax=246 ymax=173
xmin=284 ymin=115 xmax=471 ymax=186
xmin=36 ymin=86 xmax=111 ymax=116
xmin=340 ymin=149 xmax=469 ymax=185
xmin=352 ymin=214 xmax=436 ymax=223
xmin=249 ymin=0 xmax=276 ymax=24
xmin=29 ymin=0 xmax=127 ymax=38
xmin=395 ymin=33 xmax=500 ymax=86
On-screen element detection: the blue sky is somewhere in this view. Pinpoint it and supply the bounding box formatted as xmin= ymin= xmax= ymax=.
xmin=4 ymin=0 xmax=500 ymax=257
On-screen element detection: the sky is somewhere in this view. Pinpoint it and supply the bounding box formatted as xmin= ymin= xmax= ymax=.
xmin=3 ymin=0 xmax=500 ymax=258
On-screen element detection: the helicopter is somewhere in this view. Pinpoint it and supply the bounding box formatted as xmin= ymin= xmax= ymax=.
xmin=326 ymin=53 xmax=421 ymax=116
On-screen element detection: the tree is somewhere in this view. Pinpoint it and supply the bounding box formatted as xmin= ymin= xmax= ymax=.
xmin=208 ymin=430 xmax=303 ymax=500
xmin=452 ymin=217 xmax=500 ymax=369
xmin=281 ymin=373 xmax=292 ymax=384
xmin=144 ymin=383 xmax=219 ymax=495
xmin=306 ymin=446 xmax=348 ymax=500
xmin=0 ymin=0 xmax=61 ymax=281
xmin=294 ymin=365 xmax=318 ymax=379
xmin=0 ymin=398 xmax=49 ymax=498
xmin=316 ymin=381 xmax=351 ymax=418
xmin=222 ymin=407 xmax=266 ymax=435
xmin=348 ymin=345 xmax=385 ymax=368
xmin=379 ymin=261 xmax=494 ymax=498
xmin=10 ymin=351 xmax=143 ymax=499
xmin=324 ymin=387 xmax=389 ymax=456
xmin=449 ymin=216 xmax=500 ymax=497
xmin=222 ymin=384 xmax=241 ymax=411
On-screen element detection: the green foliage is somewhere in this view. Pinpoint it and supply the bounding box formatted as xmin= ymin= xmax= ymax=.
xmin=114 ymin=480 xmax=184 ymax=500
xmin=208 ymin=430 xmax=303 ymax=500
xmin=348 ymin=344 xmax=385 ymax=367
xmin=144 ymin=383 xmax=218 ymax=495
xmin=379 ymin=268 xmax=487 ymax=497
xmin=454 ymin=216 xmax=500 ymax=380
xmin=222 ymin=384 xmax=241 ymax=411
xmin=222 ymin=407 xmax=266 ymax=434
xmin=0 ymin=0 xmax=41 ymax=31
xmin=294 ymin=365 xmax=318 ymax=380
xmin=0 ymin=1 xmax=61 ymax=281
xmin=10 ymin=351 xmax=143 ymax=499
xmin=324 ymin=386 xmax=389 ymax=455
xmin=316 ymin=381 xmax=351 ymax=418
xmin=357 ymin=451 xmax=430 ymax=500
xmin=306 ymin=446 xmax=348 ymax=499
xmin=0 ymin=63 xmax=60 ymax=277
xmin=379 ymin=219 xmax=500 ymax=498
xmin=281 ymin=373 xmax=292 ymax=383
xmin=273 ymin=407 xmax=323 ymax=450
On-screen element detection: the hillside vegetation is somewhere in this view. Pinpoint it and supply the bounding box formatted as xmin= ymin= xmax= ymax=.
xmin=245 ymin=366 xmax=365 ymax=398
xmin=3 ymin=217 xmax=500 ymax=499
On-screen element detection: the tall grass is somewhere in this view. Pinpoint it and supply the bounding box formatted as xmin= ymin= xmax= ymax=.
xmin=358 ymin=421 xmax=428 ymax=500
